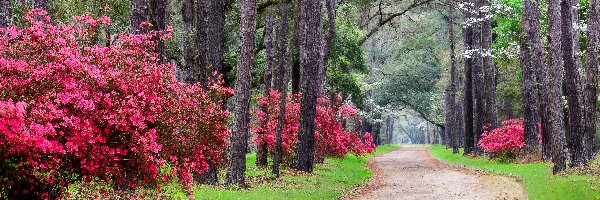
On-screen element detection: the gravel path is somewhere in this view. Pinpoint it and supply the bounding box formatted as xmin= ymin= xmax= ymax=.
xmin=345 ymin=145 xmax=528 ymax=200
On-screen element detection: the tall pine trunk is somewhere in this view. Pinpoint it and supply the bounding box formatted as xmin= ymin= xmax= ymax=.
xmin=463 ymin=4 xmax=475 ymax=154
xmin=293 ymin=0 xmax=323 ymax=172
xmin=196 ymin=1 xmax=209 ymax=85
xmin=546 ymin=0 xmax=568 ymax=173
xmin=472 ymin=0 xmax=485 ymax=154
xmin=148 ymin=0 xmax=167 ymax=62
xmin=318 ymin=0 xmax=336 ymax=93
xmin=529 ymin=0 xmax=552 ymax=160
xmin=560 ymin=0 xmax=586 ymax=167
xmin=482 ymin=0 xmax=498 ymax=128
xmin=226 ymin=0 xmax=256 ymax=185
xmin=291 ymin=0 xmax=302 ymax=94
xmin=257 ymin=14 xmax=275 ymax=167
xmin=273 ymin=4 xmax=290 ymax=177
xmin=448 ymin=2 xmax=459 ymax=154
xmin=207 ymin=0 xmax=227 ymax=79
xmin=584 ymin=0 xmax=599 ymax=163
xmin=180 ymin=0 xmax=198 ymax=84
xmin=520 ymin=0 xmax=540 ymax=150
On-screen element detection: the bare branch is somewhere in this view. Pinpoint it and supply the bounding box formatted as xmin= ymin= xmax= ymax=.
xmin=358 ymin=0 xmax=434 ymax=45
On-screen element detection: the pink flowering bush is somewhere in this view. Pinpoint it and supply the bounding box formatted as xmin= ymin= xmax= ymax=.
xmin=0 ymin=10 xmax=231 ymax=199
xmin=477 ymin=118 xmax=541 ymax=161
xmin=314 ymin=95 xmax=375 ymax=158
xmin=251 ymin=91 xmax=375 ymax=165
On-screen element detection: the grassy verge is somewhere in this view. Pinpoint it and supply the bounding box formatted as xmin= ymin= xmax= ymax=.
xmin=164 ymin=145 xmax=399 ymax=200
xmin=429 ymin=145 xmax=600 ymax=200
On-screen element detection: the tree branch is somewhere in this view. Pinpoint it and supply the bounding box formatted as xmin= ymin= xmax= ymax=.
xmin=358 ymin=0 xmax=434 ymax=45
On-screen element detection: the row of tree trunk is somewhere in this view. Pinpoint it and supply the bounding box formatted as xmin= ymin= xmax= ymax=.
xmin=444 ymin=0 xmax=598 ymax=173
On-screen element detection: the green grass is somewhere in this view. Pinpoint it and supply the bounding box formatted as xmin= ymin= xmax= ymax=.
xmin=164 ymin=145 xmax=399 ymax=200
xmin=429 ymin=145 xmax=600 ymax=200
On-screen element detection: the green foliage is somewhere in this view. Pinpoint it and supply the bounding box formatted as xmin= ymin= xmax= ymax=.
xmin=430 ymin=145 xmax=600 ymax=200
xmin=326 ymin=3 xmax=369 ymax=107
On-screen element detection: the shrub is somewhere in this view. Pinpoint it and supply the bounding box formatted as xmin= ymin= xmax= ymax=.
xmin=477 ymin=118 xmax=541 ymax=161
xmin=251 ymin=90 xmax=375 ymax=165
xmin=0 ymin=10 xmax=231 ymax=199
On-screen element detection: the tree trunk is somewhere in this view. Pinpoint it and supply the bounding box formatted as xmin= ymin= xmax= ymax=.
xmin=385 ymin=115 xmax=394 ymax=144
xmin=179 ymin=0 xmax=199 ymax=84
xmin=0 ymin=0 xmax=9 ymax=28
xmin=273 ymin=4 xmax=290 ymax=177
xmin=520 ymin=0 xmax=540 ymax=150
xmin=207 ymin=0 xmax=227 ymax=79
xmin=546 ymin=0 xmax=568 ymax=173
xmin=448 ymin=2 xmax=459 ymax=154
xmin=373 ymin=113 xmax=382 ymax=145
xmin=318 ymin=0 xmax=336 ymax=93
xmin=196 ymin=1 xmax=209 ymax=85
xmin=481 ymin=0 xmax=498 ymax=129
xmin=291 ymin=0 xmax=302 ymax=94
xmin=149 ymin=0 xmax=168 ymax=62
xmin=130 ymin=0 xmax=149 ymax=32
xmin=472 ymin=0 xmax=485 ymax=154
xmin=293 ymin=0 xmax=323 ymax=173
xmin=444 ymin=90 xmax=452 ymax=148
xmin=257 ymin=14 xmax=275 ymax=168
xmin=584 ymin=0 xmax=599 ymax=163
xmin=560 ymin=0 xmax=586 ymax=167
xmin=225 ymin=0 xmax=256 ymax=185
xmin=528 ymin=0 xmax=552 ymax=160
xmin=463 ymin=2 xmax=475 ymax=154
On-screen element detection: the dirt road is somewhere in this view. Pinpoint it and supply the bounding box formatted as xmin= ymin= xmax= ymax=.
xmin=347 ymin=146 xmax=528 ymax=200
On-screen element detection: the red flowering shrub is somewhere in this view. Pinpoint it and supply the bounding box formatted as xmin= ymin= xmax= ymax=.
xmin=315 ymin=96 xmax=375 ymax=158
xmin=250 ymin=91 xmax=300 ymax=163
xmin=477 ymin=118 xmax=541 ymax=160
xmin=251 ymin=91 xmax=375 ymax=165
xmin=0 ymin=10 xmax=231 ymax=199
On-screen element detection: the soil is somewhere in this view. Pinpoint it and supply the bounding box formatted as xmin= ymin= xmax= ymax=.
xmin=343 ymin=145 xmax=528 ymax=200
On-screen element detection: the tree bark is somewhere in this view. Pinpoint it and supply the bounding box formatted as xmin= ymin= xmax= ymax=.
xmin=291 ymin=0 xmax=302 ymax=94
xmin=385 ymin=115 xmax=394 ymax=144
xmin=196 ymin=1 xmax=209 ymax=85
xmin=0 ymin=0 xmax=9 ymax=28
xmin=225 ymin=0 xmax=256 ymax=185
xmin=257 ymin=14 xmax=275 ymax=167
xmin=273 ymin=4 xmax=290 ymax=177
xmin=463 ymin=1 xmax=475 ymax=154
xmin=130 ymin=0 xmax=149 ymax=32
xmin=482 ymin=0 xmax=498 ymax=128
xmin=546 ymin=0 xmax=568 ymax=173
xmin=584 ymin=0 xmax=599 ymax=163
xmin=373 ymin=113 xmax=382 ymax=145
xmin=520 ymin=0 xmax=540 ymax=150
xmin=444 ymin=90 xmax=452 ymax=148
xmin=293 ymin=0 xmax=323 ymax=172
xmin=448 ymin=2 xmax=459 ymax=154
xmin=528 ymin=0 xmax=552 ymax=160
xmin=180 ymin=0 xmax=199 ymax=84
xmin=149 ymin=0 xmax=168 ymax=62
xmin=560 ymin=0 xmax=586 ymax=167
xmin=318 ymin=0 xmax=336 ymax=93
xmin=472 ymin=0 xmax=485 ymax=154
xmin=208 ymin=0 xmax=228 ymax=79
